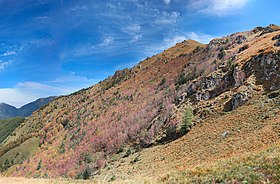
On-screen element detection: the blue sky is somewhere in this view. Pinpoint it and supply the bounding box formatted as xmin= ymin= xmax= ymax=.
xmin=0 ymin=0 xmax=279 ymax=107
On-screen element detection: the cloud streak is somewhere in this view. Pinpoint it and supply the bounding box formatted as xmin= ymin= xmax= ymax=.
xmin=189 ymin=0 xmax=250 ymax=15
xmin=0 ymin=73 xmax=98 ymax=107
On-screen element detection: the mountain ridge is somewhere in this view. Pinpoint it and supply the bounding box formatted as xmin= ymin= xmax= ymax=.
xmin=0 ymin=96 xmax=56 ymax=120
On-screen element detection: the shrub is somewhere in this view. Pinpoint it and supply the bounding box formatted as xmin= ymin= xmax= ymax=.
xmin=176 ymin=73 xmax=188 ymax=86
xmin=159 ymin=77 xmax=166 ymax=86
xmin=58 ymin=142 xmax=66 ymax=154
xmin=180 ymin=107 xmax=193 ymax=134
xmin=36 ymin=159 xmax=42 ymax=170
xmin=124 ymin=148 xmax=132 ymax=158
xmin=217 ymin=50 xmax=226 ymax=59
xmin=227 ymin=59 xmax=237 ymax=71
xmin=76 ymin=166 xmax=91 ymax=180
xmin=109 ymin=175 xmax=116 ymax=182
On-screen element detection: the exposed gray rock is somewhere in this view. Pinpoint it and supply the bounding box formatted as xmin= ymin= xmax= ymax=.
xmin=221 ymin=131 xmax=229 ymax=138
xmin=274 ymin=40 xmax=280 ymax=47
xmin=272 ymin=34 xmax=280 ymax=40
xmin=243 ymin=51 xmax=280 ymax=91
xmin=224 ymin=92 xmax=250 ymax=112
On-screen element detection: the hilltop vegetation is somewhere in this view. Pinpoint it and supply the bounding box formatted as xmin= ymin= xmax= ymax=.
xmin=0 ymin=25 xmax=279 ymax=182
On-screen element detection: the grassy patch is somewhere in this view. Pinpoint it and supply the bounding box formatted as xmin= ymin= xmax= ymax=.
xmin=0 ymin=117 xmax=25 ymax=144
xmin=160 ymin=144 xmax=280 ymax=183
xmin=0 ymin=137 xmax=40 ymax=172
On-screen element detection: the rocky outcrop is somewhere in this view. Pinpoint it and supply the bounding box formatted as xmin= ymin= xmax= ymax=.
xmin=260 ymin=24 xmax=280 ymax=36
xmin=243 ymin=51 xmax=280 ymax=91
xmin=224 ymin=92 xmax=250 ymax=112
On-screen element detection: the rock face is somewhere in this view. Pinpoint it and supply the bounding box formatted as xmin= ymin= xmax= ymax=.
xmin=224 ymin=92 xmax=250 ymax=112
xmin=175 ymin=24 xmax=280 ymax=117
xmin=244 ymin=51 xmax=280 ymax=91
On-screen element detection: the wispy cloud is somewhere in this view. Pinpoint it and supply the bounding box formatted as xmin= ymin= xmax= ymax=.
xmin=129 ymin=34 xmax=142 ymax=43
xmin=0 ymin=42 xmax=29 ymax=71
xmin=99 ymin=36 xmax=114 ymax=47
xmin=154 ymin=11 xmax=180 ymax=25
xmin=144 ymin=32 xmax=215 ymax=56
xmin=162 ymin=0 xmax=171 ymax=5
xmin=0 ymin=60 xmax=13 ymax=70
xmin=0 ymin=73 xmax=98 ymax=107
xmin=186 ymin=32 xmax=215 ymax=44
xmin=114 ymin=60 xmax=139 ymax=70
xmin=61 ymin=35 xmax=116 ymax=58
xmin=0 ymin=51 xmax=16 ymax=57
xmin=189 ymin=0 xmax=250 ymax=15
xmin=123 ymin=24 xmax=141 ymax=35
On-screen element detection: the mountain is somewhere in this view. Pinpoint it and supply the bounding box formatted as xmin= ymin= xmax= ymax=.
xmin=0 ymin=25 xmax=279 ymax=182
xmin=0 ymin=103 xmax=18 ymax=120
xmin=0 ymin=97 xmax=56 ymax=120
xmin=17 ymin=97 xmax=56 ymax=117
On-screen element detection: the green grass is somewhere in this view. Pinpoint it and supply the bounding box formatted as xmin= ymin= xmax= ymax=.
xmin=0 ymin=137 xmax=40 ymax=172
xmin=0 ymin=117 xmax=25 ymax=144
xmin=160 ymin=144 xmax=280 ymax=183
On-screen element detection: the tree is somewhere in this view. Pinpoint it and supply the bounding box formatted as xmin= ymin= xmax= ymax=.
xmin=180 ymin=107 xmax=193 ymax=134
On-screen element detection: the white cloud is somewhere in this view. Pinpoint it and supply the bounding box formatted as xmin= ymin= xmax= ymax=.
xmin=189 ymin=0 xmax=250 ymax=15
xmin=0 ymin=74 xmax=98 ymax=108
xmin=1 ymin=51 xmax=16 ymax=57
xmin=164 ymin=36 xmax=187 ymax=48
xmin=114 ymin=60 xmax=139 ymax=70
xmin=154 ymin=11 xmax=180 ymax=25
xmin=143 ymin=31 xmax=215 ymax=56
xmin=33 ymin=16 xmax=49 ymax=24
xmin=163 ymin=0 xmax=171 ymax=5
xmin=123 ymin=24 xmax=141 ymax=35
xmin=186 ymin=32 xmax=214 ymax=44
xmin=99 ymin=36 xmax=114 ymax=47
xmin=0 ymin=88 xmax=38 ymax=108
xmin=0 ymin=60 xmax=13 ymax=70
xmin=129 ymin=34 xmax=142 ymax=43
xmin=60 ymin=36 xmax=115 ymax=58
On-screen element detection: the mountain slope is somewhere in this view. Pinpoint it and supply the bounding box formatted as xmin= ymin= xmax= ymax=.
xmin=17 ymin=97 xmax=56 ymax=117
xmin=0 ymin=103 xmax=18 ymax=120
xmin=0 ymin=97 xmax=56 ymax=120
xmin=1 ymin=25 xmax=279 ymax=181
xmin=0 ymin=39 xmax=204 ymax=177
xmin=0 ymin=117 xmax=25 ymax=144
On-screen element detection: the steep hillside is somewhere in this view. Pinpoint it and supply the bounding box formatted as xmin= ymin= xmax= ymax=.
xmin=0 ymin=25 xmax=279 ymax=182
xmin=0 ymin=117 xmax=25 ymax=144
xmin=0 ymin=97 xmax=56 ymax=120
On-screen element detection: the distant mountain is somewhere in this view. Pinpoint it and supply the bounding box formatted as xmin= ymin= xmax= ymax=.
xmin=0 ymin=96 xmax=56 ymax=120
xmin=17 ymin=97 xmax=56 ymax=117
xmin=0 ymin=103 xmax=18 ymax=120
